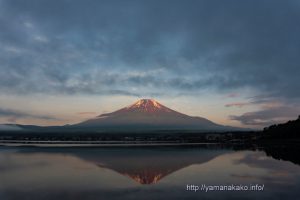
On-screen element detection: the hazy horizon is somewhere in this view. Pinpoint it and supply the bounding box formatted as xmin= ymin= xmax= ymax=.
xmin=1 ymin=0 xmax=300 ymax=129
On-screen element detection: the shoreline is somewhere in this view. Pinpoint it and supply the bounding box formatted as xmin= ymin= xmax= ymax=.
xmin=0 ymin=141 xmax=221 ymax=147
xmin=1 ymin=139 xmax=299 ymax=147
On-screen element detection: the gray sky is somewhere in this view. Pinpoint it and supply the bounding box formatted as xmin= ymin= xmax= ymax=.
xmin=0 ymin=0 xmax=300 ymax=128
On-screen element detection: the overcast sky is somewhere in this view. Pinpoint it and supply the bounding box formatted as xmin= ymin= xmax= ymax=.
xmin=1 ymin=0 xmax=300 ymax=128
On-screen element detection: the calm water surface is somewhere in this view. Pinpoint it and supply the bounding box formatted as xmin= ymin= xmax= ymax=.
xmin=0 ymin=145 xmax=300 ymax=200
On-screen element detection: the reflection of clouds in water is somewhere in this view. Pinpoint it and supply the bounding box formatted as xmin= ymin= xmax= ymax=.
xmin=231 ymin=151 xmax=300 ymax=184
xmin=162 ymin=151 xmax=262 ymax=185
xmin=233 ymin=151 xmax=300 ymax=173
xmin=0 ymin=152 xmax=138 ymax=191
xmin=0 ymin=187 xmax=195 ymax=200
xmin=0 ymin=153 xmax=50 ymax=172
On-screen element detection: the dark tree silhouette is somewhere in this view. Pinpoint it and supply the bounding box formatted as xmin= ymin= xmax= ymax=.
xmin=263 ymin=116 xmax=300 ymax=139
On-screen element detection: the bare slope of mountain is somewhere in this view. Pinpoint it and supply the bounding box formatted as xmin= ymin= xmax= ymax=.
xmin=75 ymin=99 xmax=239 ymax=131
xmin=0 ymin=124 xmax=23 ymax=131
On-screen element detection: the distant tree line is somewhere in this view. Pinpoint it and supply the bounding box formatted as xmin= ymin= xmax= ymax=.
xmin=263 ymin=115 xmax=300 ymax=139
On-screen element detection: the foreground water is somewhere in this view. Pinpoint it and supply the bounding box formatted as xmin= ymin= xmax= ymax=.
xmin=0 ymin=145 xmax=299 ymax=200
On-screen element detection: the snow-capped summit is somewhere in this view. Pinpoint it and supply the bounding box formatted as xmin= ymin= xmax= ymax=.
xmin=128 ymin=99 xmax=162 ymax=109
xmin=124 ymin=99 xmax=172 ymax=113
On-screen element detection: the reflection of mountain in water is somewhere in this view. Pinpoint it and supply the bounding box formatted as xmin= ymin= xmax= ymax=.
xmin=17 ymin=147 xmax=228 ymax=184
xmin=15 ymin=145 xmax=300 ymax=185
xmin=77 ymin=148 xmax=226 ymax=184
xmin=79 ymin=148 xmax=224 ymax=184
xmin=262 ymin=145 xmax=300 ymax=166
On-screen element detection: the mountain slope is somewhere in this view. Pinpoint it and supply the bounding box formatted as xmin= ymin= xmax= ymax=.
xmin=74 ymin=99 xmax=239 ymax=131
xmin=0 ymin=124 xmax=23 ymax=131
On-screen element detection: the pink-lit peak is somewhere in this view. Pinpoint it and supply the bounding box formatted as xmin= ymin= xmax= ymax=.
xmin=125 ymin=99 xmax=171 ymax=113
xmin=129 ymin=99 xmax=161 ymax=108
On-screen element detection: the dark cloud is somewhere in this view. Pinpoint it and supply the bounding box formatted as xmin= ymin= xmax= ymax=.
xmin=229 ymin=106 xmax=300 ymax=127
xmin=0 ymin=108 xmax=58 ymax=122
xmin=0 ymin=0 xmax=300 ymax=98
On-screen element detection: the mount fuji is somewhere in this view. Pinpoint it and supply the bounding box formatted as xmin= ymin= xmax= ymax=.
xmin=73 ymin=99 xmax=240 ymax=131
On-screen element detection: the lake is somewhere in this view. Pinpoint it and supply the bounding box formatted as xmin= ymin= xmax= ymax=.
xmin=0 ymin=144 xmax=300 ymax=200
